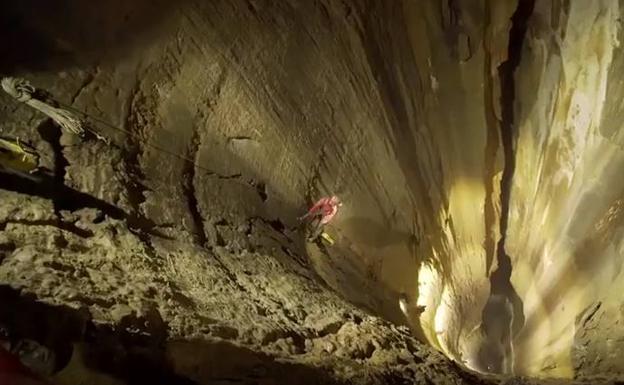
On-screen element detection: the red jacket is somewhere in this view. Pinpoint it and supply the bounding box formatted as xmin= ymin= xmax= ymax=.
xmin=303 ymin=196 xmax=340 ymax=225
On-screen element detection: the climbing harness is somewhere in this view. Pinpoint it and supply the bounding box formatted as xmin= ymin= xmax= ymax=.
xmin=319 ymin=232 xmax=334 ymax=245
xmin=304 ymin=221 xmax=335 ymax=245
xmin=300 ymin=196 xmax=341 ymax=243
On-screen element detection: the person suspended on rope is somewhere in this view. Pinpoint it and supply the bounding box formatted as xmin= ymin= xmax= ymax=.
xmin=299 ymin=195 xmax=342 ymax=241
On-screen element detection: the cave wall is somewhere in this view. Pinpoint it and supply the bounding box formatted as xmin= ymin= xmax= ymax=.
xmin=0 ymin=0 xmax=623 ymax=383
xmin=507 ymin=0 xmax=622 ymax=377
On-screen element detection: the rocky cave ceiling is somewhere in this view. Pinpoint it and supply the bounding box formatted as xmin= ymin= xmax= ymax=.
xmin=0 ymin=0 xmax=623 ymax=384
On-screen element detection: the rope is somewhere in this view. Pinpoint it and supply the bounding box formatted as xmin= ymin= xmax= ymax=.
xmin=1 ymin=77 xmax=260 ymax=187
xmin=1 ymin=78 xmax=330 ymax=238
xmin=2 ymin=77 xmax=112 ymax=144
xmin=59 ymin=102 xmax=221 ymax=176
xmin=0 ymin=77 xmax=208 ymax=171
xmin=2 ymin=77 xmax=87 ymax=137
xmin=1 ymin=77 xmax=34 ymax=102
xmin=60 ymin=103 xmax=279 ymax=208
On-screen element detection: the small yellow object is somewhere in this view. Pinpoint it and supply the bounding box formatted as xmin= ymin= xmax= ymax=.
xmin=0 ymin=136 xmax=40 ymax=173
xmin=320 ymin=232 xmax=334 ymax=245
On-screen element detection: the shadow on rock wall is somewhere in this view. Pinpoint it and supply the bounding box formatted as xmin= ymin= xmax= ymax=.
xmin=0 ymin=0 xmax=190 ymax=74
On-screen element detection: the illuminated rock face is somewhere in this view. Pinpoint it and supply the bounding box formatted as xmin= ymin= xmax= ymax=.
xmin=405 ymin=0 xmax=624 ymax=377
xmin=507 ymin=1 xmax=621 ymax=377
xmin=0 ymin=0 xmax=623 ymax=382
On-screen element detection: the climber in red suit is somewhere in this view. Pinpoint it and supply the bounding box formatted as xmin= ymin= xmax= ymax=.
xmin=299 ymin=195 xmax=342 ymax=241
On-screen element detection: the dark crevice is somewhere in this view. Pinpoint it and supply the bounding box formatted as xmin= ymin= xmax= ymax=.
xmin=246 ymin=0 xmax=260 ymax=15
xmin=316 ymin=321 xmax=343 ymax=338
xmin=123 ymin=79 xmax=149 ymax=219
xmin=36 ymin=119 xmax=68 ymax=216
xmin=349 ymin=314 xmax=363 ymax=326
xmin=215 ymin=229 xmax=226 ymax=247
xmin=441 ymin=0 xmax=472 ymax=61
xmin=123 ymin=136 xmax=149 ymax=215
xmin=212 ymin=220 xmax=228 ymax=247
xmin=226 ymin=136 xmax=255 ymax=142
xmin=280 ymin=245 xmax=307 ymax=269
xmin=183 ymin=128 xmax=208 ymax=247
xmin=247 ymin=216 xmax=287 ymax=236
xmin=280 ymin=245 xmax=295 ymax=259
xmin=580 ymin=302 xmax=602 ymax=328
xmin=165 ymin=283 xmax=196 ymax=310
xmin=124 ymin=166 xmax=149 ymax=213
xmin=197 ymin=170 xmax=245 ymax=180
xmin=248 ymin=216 xmax=298 ymax=251
xmin=0 ymin=241 xmax=16 ymax=253
xmin=286 ymin=331 xmax=307 ymax=354
xmin=267 ymin=219 xmax=286 ymax=233
xmin=482 ymin=5 xmax=500 ymax=279
xmin=354 ymin=341 xmax=376 ymax=360
xmin=493 ymin=0 xmax=535 ymax=291
xmin=305 ymin=147 xmax=326 ymax=203
xmin=43 ymin=261 xmax=76 ymax=274
xmin=217 ymin=173 xmax=243 ymax=180
xmin=54 ymin=234 xmax=69 ymax=248
xmin=69 ymin=71 xmax=96 ymax=105
xmin=245 ymin=219 xmax=254 ymax=237
xmin=92 ymin=212 xmax=106 ymax=224
xmin=479 ymin=0 xmax=535 ymax=375
xmin=254 ymin=181 xmax=268 ymax=202
xmin=32 ymin=119 xmax=100 ymax=240
xmin=131 ymin=230 xmax=160 ymax=263
xmin=184 ymin=164 xmax=208 ymax=246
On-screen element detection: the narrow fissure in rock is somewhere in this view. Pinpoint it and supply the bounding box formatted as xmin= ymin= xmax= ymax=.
xmin=123 ymin=83 xmax=149 ymax=217
xmin=479 ymin=0 xmax=535 ymax=375
xmin=482 ymin=3 xmax=500 ymax=278
xmin=183 ymin=127 xmax=208 ymax=247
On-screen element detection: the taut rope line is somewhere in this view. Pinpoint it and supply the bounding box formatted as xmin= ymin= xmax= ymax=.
xmin=1 ymin=77 xmax=225 ymax=177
